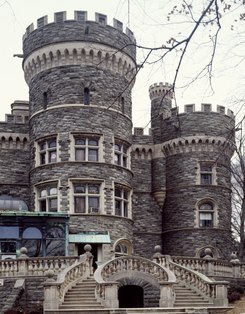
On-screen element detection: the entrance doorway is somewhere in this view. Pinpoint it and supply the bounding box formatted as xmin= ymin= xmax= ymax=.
xmin=77 ymin=243 xmax=98 ymax=270
xmin=118 ymin=285 xmax=144 ymax=308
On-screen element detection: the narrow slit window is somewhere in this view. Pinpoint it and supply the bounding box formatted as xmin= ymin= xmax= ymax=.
xmin=84 ymin=87 xmax=90 ymax=105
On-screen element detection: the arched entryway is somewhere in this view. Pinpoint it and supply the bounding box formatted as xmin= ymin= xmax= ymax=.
xmin=118 ymin=285 xmax=144 ymax=308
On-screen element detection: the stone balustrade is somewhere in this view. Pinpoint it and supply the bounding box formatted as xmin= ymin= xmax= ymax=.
xmin=0 ymin=255 xmax=78 ymax=278
xmin=43 ymin=247 xmax=93 ymax=310
xmin=94 ymin=255 xmax=176 ymax=308
xmin=155 ymin=255 xmax=228 ymax=307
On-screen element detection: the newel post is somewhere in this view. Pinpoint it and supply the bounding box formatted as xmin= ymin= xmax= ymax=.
xmin=43 ymin=270 xmax=60 ymax=310
xmin=17 ymin=247 xmax=29 ymax=276
xmin=213 ymin=281 xmax=229 ymax=307
xmin=159 ymin=282 xmax=175 ymax=307
xmin=103 ymin=282 xmax=119 ymax=308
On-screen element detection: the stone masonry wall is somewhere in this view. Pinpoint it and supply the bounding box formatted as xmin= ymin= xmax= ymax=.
xmin=29 ymin=67 xmax=133 ymax=118
xmin=160 ymin=111 xmax=235 ymax=143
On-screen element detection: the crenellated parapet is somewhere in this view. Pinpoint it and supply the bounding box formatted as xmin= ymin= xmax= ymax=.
xmin=22 ymin=11 xmax=136 ymax=85
xmin=149 ymin=82 xmax=173 ymax=102
xmin=23 ymin=11 xmax=135 ymax=43
xmin=162 ymin=135 xmax=234 ymax=157
xmin=173 ymin=103 xmax=235 ymax=118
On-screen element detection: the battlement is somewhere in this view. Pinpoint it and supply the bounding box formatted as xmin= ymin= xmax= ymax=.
xmin=23 ymin=11 xmax=135 ymax=42
xmin=149 ymin=82 xmax=174 ymax=101
xmin=169 ymin=104 xmax=234 ymax=118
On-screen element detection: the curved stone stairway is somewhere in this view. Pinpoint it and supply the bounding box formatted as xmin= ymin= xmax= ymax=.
xmin=174 ymin=281 xmax=213 ymax=308
xmin=54 ymin=277 xmax=217 ymax=314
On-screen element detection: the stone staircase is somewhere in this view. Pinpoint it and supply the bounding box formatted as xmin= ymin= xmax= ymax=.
xmin=174 ymin=281 xmax=213 ymax=308
xmin=59 ymin=276 xmax=103 ymax=310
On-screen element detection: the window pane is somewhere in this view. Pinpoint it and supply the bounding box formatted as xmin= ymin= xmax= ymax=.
xmin=49 ymin=151 xmax=57 ymax=163
xmin=40 ymin=143 xmax=46 ymax=150
xmin=200 ymin=203 xmax=213 ymax=211
xmin=49 ymin=187 xmax=57 ymax=195
xmin=124 ymin=203 xmax=128 ymax=217
xmin=88 ymin=139 xmax=98 ymax=146
xmin=88 ymin=185 xmax=99 ymax=194
xmin=1 ymin=242 xmax=16 ymax=253
xmin=123 ymin=191 xmax=128 ymax=199
xmin=123 ymin=156 xmax=127 ymax=167
xmin=75 ymin=138 xmax=85 ymax=145
xmin=115 ymin=144 xmax=121 ymax=151
xmin=201 ymin=174 xmax=212 ymax=185
xmin=75 ymin=197 xmax=85 ymax=213
xmin=114 ymin=153 xmax=121 ymax=165
xmin=40 ymin=189 xmax=47 ymax=197
xmin=200 ymin=213 xmax=213 ymax=220
xmin=88 ymin=149 xmax=98 ymax=161
xmin=40 ymin=199 xmax=46 ymax=212
xmin=115 ymin=199 xmax=121 ymax=215
xmin=115 ymin=188 xmax=121 ymax=197
xmin=88 ymin=197 xmax=99 ymax=208
xmin=40 ymin=152 xmax=46 ymax=165
xmin=75 ymin=148 xmax=85 ymax=161
xmin=49 ymin=198 xmax=57 ymax=212
xmin=48 ymin=141 xmax=56 ymax=148
xmin=74 ymin=185 xmax=85 ymax=194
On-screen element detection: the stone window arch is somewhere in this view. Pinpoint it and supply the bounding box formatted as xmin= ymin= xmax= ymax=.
xmin=195 ymin=199 xmax=218 ymax=228
xmin=114 ymin=238 xmax=133 ymax=257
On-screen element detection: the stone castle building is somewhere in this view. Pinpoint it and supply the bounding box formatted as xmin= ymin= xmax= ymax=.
xmin=0 ymin=11 xmax=235 ymax=264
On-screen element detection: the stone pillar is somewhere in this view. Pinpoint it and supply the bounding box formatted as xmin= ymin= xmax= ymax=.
xmin=43 ymin=270 xmax=60 ymax=310
xmin=17 ymin=247 xmax=29 ymax=276
xmin=103 ymin=282 xmax=119 ymax=308
xmin=159 ymin=282 xmax=175 ymax=307
xmin=213 ymin=282 xmax=228 ymax=307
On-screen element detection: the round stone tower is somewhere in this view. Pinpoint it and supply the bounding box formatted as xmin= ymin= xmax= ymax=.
xmin=150 ymin=83 xmax=235 ymax=259
xmin=22 ymin=11 xmax=137 ymax=261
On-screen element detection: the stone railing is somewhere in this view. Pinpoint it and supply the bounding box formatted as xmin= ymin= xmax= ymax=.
xmin=43 ymin=246 xmax=93 ymax=310
xmin=170 ymin=255 xmax=245 ymax=280
xmin=155 ymin=255 xmax=228 ymax=307
xmin=0 ymin=254 xmax=78 ymax=278
xmin=94 ymin=255 xmax=176 ymax=308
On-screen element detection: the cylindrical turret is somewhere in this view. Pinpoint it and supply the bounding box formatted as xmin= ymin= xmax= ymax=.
xmin=161 ymin=104 xmax=235 ymax=258
xmin=22 ymin=11 xmax=137 ymax=261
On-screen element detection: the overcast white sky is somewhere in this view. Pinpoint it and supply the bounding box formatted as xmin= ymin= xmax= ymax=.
xmin=0 ymin=0 xmax=244 ymax=129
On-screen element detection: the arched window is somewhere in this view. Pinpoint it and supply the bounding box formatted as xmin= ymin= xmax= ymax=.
xmin=197 ymin=201 xmax=216 ymax=228
xmin=114 ymin=239 xmax=133 ymax=257
xmin=23 ymin=227 xmax=42 ymax=239
xmin=84 ymin=87 xmax=90 ymax=105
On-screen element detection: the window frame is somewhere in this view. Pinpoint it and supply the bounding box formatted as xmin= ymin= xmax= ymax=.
xmin=114 ymin=140 xmax=130 ymax=168
xmin=195 ymin=199 xmax=218 ymax=228
xmin=72 ymin=181 xmax=102 ymax=214
xmin=36 ymin=184 xmax=58 ymax=213
xmin=73 ymin=135 xmax=101 ymax=162
xmin=37 ymin=137 xmax=58 ymax=166
xmin=114 ymin=184 xmax=131 ymax=218
xmin=199 ymin=161 xmax=216 ymax=185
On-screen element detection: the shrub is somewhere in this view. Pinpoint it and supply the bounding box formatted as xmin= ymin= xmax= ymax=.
xmin=228 ymin=291 xmax=242 ymax=303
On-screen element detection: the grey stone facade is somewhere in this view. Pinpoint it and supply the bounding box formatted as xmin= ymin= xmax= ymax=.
xmin=0 ymin=11 xmax=235 ymax=261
